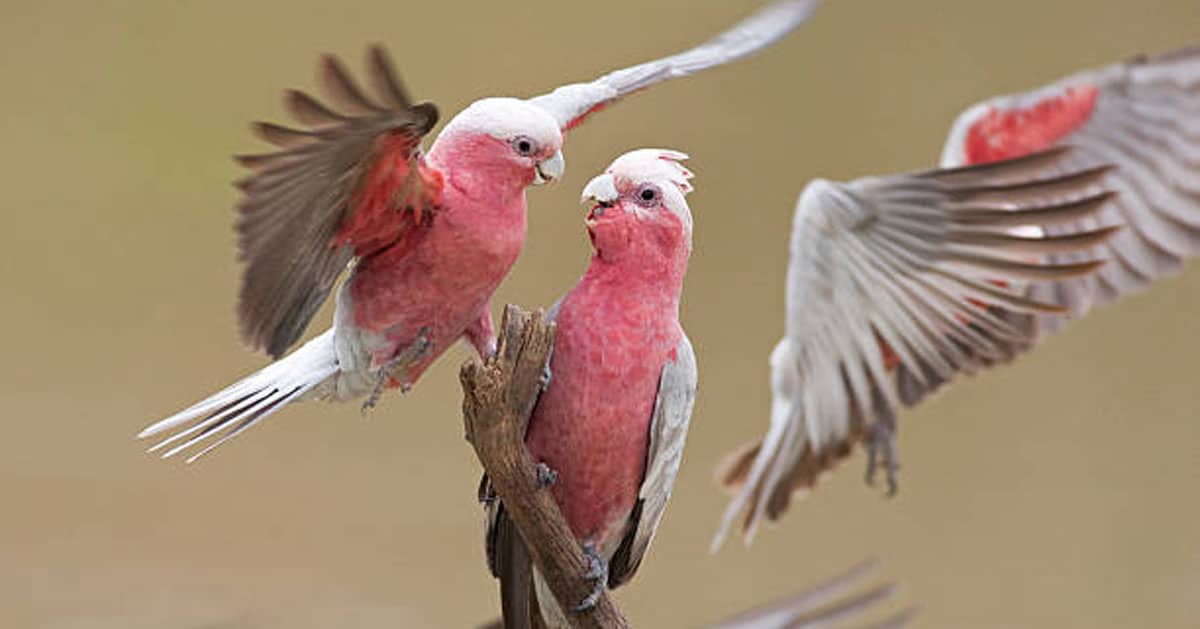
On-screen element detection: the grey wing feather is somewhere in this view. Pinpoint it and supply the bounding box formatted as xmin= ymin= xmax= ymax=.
xmin=528 ymin=0 xmax=819 ymax=129
xmin=608 ymin=332 xmax=697 ymax=588
xmin=940 ymin=47 xmax=1200 ymax=339
xmin=715 ymin=52 xmax=1200 ymax=541
xmin=714 ymin=148 xmax=1119 ymax=546
xmin=544 ymin=296 xmax=565 ymax=324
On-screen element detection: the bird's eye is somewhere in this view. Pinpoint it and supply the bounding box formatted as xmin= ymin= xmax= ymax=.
xmin=634 ymin=184 xmax=661 ymax=206
xmin=512 ymin=136 xmax=536 ymax=157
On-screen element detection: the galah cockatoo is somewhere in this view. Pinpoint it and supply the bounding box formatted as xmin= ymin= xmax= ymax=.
xmin=715 ymin=46 xmax=1200 ymax=548
xmin=481 ymin=149 xmax=697 ymax=627
xmin=138 ymin=0 xmax=819 ymax=462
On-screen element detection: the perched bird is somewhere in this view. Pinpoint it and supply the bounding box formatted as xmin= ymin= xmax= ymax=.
xmin=483 ymin=149 xmax=698 ymax=628
xmin=137 ymin=0 xmax=821 ymax=462
xmin=715 ymin=46 xmax=1200 ymax=546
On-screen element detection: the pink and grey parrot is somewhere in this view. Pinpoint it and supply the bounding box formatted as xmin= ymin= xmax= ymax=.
xmin=482 ymin=149 xmax=697 ymax=627
xmin=715 ymin=46 xmax=1200 ymax=547
xmin=138 ymin=0 xmax=820 ymax=462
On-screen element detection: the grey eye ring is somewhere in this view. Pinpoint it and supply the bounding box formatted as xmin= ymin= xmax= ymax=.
xmin=512 ymin=135 xmax=536 ymax=157
xmin=634 ymin=183 xmax=662 ymax=206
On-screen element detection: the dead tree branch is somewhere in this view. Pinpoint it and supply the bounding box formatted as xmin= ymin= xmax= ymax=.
xmin=461 ymin=304 xmax=629 ymax=628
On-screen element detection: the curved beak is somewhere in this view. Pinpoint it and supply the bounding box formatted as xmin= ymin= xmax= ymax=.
xmin=580 ymin=173 xmax=618 ymax=205
xmin=533 ymin=150 xmax=565 ymax=185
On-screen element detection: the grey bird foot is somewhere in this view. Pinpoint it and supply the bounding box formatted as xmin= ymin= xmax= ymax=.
xmin=539 ymin=363 xmax=553 ymax=391
xmin=572 ymin=542 xmax=608 ymax=613
xmin=361 ymin=327 xmax=433 ymax=414
xmin=864 ymin=422 xmax=900 ymax=497
xmin=535 ymin=462 xmax=557 ymax=488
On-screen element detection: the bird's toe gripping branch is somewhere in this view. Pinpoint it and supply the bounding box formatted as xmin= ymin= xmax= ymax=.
xmin=362 ymin=326 xmax=433 ymax=413
xmin=536 ymin=462 xmax=558 ymax=488
xmin=864 ymin=420 xmax=900 ymax=497
xmin=572 ymin=542 xmax=609 ymax=613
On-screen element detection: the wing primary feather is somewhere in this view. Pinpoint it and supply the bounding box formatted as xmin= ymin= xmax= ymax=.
xmin=920 ymin=145 xmax=1075 ymax=185
xmin=366 ymin=44 xmax=413 ymax=109
xmin=283 ymin=88 xmax=348 ymax=126
xmin=950 ymin=190 xmax=1118 ymax=228
xmin=948 ymin=224 xmax=1121 ymax=255
xmin=318 ymin=54 xmax=384 ymax=115
xmin=251 ymin=122 xmax=318 ymax=148
xmin=947 ymin=165 xmax=1115 ymax=206
xmin=943 ymin=252 xmax=1107 ymax=281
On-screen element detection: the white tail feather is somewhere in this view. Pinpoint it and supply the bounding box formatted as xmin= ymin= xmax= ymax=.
xmin=139 ymin=330 xmax=340 ymax=461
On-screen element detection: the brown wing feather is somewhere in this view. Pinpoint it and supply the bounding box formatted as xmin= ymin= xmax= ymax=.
xmin=235 ymin=45 xmax=439 ymax=358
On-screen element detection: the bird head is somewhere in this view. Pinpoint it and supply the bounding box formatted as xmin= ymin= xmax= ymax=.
xmin=580 ymin=149 xmax=694 ymax=263
xmin=432 ymin=97 xmax=565 ymax=189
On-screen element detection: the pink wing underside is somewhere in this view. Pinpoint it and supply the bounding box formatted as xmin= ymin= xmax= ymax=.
xmin=563 ymin=102 xmax=609 ymax=132
xmin=335 ymin=132 xmax=445 ymax=258
xmin=963 ymin=85 xmax=1100 ymax=166
xmin=876 ymin=84 xmax=1100 ymax=371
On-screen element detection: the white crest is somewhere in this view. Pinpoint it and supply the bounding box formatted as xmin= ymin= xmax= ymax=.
xmin=607 ymin=148 xmax=694 ymax=195
xmin=603 ymin=148 xmax=696 ymax=239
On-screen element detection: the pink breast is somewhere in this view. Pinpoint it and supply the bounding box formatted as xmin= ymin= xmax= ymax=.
xmin=524 ymin=288 xmax=681 ymax=544
xmin=347 ymin=186 xmax=528 ymax=374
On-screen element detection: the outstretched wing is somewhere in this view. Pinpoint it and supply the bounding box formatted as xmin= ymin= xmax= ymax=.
xmin=709 ymin=559 xmax=914 ymax=629
xmin=235 ymin=45 xmax=441 ymax=358
xmin=527 ymin=0 xmax=820 ymax=130
xmin=715 ymin=149 xmax=1118 ymax=546
xmin=940 ymin=46 xmax=1200 ymax=337
xmin=608 ymin=333 xmax=697 ymax=588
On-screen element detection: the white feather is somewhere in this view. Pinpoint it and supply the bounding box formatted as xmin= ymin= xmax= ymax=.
xmin=138 ymin=329 xmax=340 ymax=461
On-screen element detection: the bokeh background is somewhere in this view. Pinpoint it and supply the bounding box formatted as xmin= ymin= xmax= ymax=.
xmin=4 ymin=1 xmax=1199 ymax=627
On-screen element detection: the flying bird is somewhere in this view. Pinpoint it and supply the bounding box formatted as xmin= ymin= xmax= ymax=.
xmin=715 ymin=46 xmax=1200 ymax=547
xmin=483 ymin=150 xmax=698 ymax=627
xmin=137 ymin=0 xmax=820 ymax=462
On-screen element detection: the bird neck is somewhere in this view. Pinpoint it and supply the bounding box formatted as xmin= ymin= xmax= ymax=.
xmin=580 ymin=245 xmax=687 ymax=315
xmin=427 ymin=132 xmax=533 ymax=204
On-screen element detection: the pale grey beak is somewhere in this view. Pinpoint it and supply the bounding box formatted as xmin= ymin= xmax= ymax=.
xmin=580 ymin=173 xmax=618 ymax=205
xmin=533 ymin=150 xmax=565 ymax=185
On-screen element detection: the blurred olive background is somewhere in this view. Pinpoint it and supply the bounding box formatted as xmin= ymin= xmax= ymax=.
xmin=3 ymin=1 xmax=1199 ymax=627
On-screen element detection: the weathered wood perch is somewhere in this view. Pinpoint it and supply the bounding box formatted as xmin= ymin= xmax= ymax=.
xmin=461 ymin=305 xmax=629 ymax=628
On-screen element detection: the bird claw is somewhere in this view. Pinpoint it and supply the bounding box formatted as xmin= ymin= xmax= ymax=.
xmin=539 ymin=363 xmax=553 ymax=391
xmin=361 ymin=327 xmax=433 ymax=414
xmin=535 ymin=462 xmax=558 ymax=488
xmin=864 ymin=422 xmax=900 ymax=497
xmin=572 ymin=542 xmax=608 ymax=613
